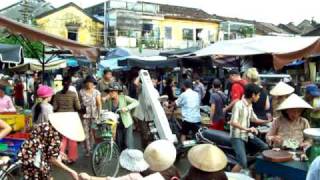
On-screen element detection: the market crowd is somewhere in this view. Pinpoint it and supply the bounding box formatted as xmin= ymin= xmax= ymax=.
xmin=0 ymin=67 xmax=319 ymax=180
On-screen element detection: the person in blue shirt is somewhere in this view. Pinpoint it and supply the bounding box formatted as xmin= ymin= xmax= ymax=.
xmin=175 ymin=80 xmax=201 ymax=143
xmin=307 ymin=156 xmax=320 ymax=180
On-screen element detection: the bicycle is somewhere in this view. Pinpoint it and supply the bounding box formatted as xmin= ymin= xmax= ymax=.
xmin=0 ymin=156 xmax=22 ymax=180
xmin=91 ymin=111 xmax=120 ymax=177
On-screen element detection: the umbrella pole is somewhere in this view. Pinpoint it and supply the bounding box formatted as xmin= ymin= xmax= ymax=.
xmin=42 ymin=45 xmax=45 ymax=84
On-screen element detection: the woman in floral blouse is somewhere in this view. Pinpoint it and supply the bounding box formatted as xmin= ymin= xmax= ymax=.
xmin=18 ymin=112 xmax=85 ymax=179
xmin=79 ymin=75 xmax=102 ymax=156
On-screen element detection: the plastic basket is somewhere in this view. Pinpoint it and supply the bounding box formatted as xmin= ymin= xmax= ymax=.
xmin=0 ymin=138 xmax=25 ymax=161
xmin=6 ymin=132 xmax=30 ymax=140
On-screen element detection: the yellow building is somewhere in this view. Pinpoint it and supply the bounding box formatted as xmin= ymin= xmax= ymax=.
xmin=158 ymin=4 xmax=220 ymax=49
xmin=85 ymin=1 xmax=219 ymax=49
xmin=35 ymin=2 xmax=104 ymax=47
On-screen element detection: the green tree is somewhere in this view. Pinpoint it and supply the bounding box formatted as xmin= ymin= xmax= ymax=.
xmin=239 ymin=26 xmax=255 ymax=37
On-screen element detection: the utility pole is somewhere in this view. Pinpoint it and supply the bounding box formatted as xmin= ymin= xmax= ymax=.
xmin=104 ymin=1 xmax=108 ymax=48
xmin=20 ymin=0 xmax=32 ymax=24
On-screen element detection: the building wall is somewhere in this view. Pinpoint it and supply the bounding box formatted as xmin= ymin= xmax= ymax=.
xmin=35 ymin=6 xmax=104 ymax=46
xmin=159 ymin=18 xmax=219 ymax=49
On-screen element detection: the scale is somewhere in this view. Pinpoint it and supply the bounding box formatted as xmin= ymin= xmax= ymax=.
xmin=304 ymin=128 xmax=320 ymax=165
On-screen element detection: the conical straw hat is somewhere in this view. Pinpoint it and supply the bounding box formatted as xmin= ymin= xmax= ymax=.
xmin=277 ymin=94 xmax=312 ymax=111
xmin=188 ymin=144 xmax=227 ymax=172
xmin=144 ymin=140 xmax=176 ymax=172
xmin=119 ymin=149 xmax=149 ymax=172
xmin=270 ymin=81 xmax=294 ymax=96
xmin=48 ymin=112 xmax=85 ymax=142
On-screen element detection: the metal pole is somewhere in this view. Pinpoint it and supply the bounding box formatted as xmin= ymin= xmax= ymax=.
xmin=104 ymin=1 xmax=108 ymax=47
xmin=42 ymin=44 xmax=45 ymax=84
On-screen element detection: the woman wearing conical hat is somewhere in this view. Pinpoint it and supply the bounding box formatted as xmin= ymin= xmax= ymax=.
xmin=270 ymin=81 xmax=294 ymax=118
xmin=266 ymin=94 xmax=313 ymax=148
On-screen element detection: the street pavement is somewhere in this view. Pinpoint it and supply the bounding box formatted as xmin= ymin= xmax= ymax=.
xmin=52 ymin=132 xmax=191 ymax=179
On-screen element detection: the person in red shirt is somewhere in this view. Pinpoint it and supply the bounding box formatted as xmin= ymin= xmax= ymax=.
xmin=224 ymin=69 xmax=247 ymax=113
xmin=13 ymin=79 xmax=24 ymax=107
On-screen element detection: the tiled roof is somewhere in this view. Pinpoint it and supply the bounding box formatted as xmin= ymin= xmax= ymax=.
xmin=255 ymin=22 xmax=289 ymax=35
xmin=278 ymin=23 xmax=301 ymax=34
xmin=35 ymin=2 xmax=103 ymax=23
xmin=303 ymin=24 xmax=320 ymax=36
xmin=158 ymin=4 xmax=217 ymax=21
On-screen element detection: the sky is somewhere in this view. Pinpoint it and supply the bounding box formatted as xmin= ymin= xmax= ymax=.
xmin=1 ymin=0 xmax=320 ymax=25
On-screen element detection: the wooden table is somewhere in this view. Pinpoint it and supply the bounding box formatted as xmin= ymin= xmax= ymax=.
xmin=255 ymin=156 xmax=308 ymax=180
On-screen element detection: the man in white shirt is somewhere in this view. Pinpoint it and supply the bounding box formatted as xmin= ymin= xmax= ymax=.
xmin=175 ymin=80 xmax=201 ymax=143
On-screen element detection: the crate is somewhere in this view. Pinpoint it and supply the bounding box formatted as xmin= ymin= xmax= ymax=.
xmin=0 ymin=138 xmax=25 ymax=161
xmin=6 ymin=132 xmax=30 ymax=140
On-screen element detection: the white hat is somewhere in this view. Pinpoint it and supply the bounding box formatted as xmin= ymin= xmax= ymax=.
xmin=144 ymin=140 xmax=176 ymax=172
xmin=48 ymin=112 xmax=85 ymax=142
xmin=188 ymin=144 xmax=227 ymax=172
xmin=54 ymin=74 xmax=63 ymax=81
xmin=277 ymin=94 xmax=312 ymax=111
xmin=120 ymin=149 xmax=149 ymax=172
xmin=270 ymin=81 xmax=294 ymax=96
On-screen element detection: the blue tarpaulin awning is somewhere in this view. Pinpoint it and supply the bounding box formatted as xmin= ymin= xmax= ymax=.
xmin=0 ymin=44 xmax=23 ymax=64
xmin=99 ymin=57 xmax=128 ymax=70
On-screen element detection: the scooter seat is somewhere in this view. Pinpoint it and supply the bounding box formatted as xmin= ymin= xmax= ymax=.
xmin=201 ymin=129 xmax=232 ymax=147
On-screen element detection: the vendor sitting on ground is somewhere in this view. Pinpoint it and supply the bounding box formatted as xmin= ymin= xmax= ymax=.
xmin=266 ymin=94 xmax=313 ymax=149
xmin=270 ymin=81 xmax=294 ymax=118
xmin=0 ymin=86 xmax=16 ymax=113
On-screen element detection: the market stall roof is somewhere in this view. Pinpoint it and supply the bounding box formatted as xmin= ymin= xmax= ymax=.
xmin=191 ymin=36 xmax=320 ymax=70
xmin=159 ymin=47 xmax=200 ymax=57
xmin=104 ymin=48 xmax=131 ymax=59
xmin=0 ymin=16 xmax=99 ymax=61
xmin=0 ymin=43 xmax=23 ymax=64
xmin=99 ymin=57 xmax=128 ymax=71
xmin=9 ymin=58 xmax=66 ymax=72
xmin=118 ymin=56 xmax=178 ymax=69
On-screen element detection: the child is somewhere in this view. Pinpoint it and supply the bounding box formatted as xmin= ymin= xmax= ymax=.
xmin=32 ymin=85 xmax=54 ymax=123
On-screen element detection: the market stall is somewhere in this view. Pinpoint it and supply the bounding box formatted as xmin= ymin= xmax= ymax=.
xmin=9 ymin=58 xmax=67 ymax=72
xmin=0 ymin=16 xmax=99 ymax=82
xmin=191 ymin=36 xmax=320 ymax=70
xmin=118 ymin=56 xmax=178 ymax=69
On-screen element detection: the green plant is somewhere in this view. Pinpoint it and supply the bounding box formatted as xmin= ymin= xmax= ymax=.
xmin=239 ymin=26 xmax=255 ymax=37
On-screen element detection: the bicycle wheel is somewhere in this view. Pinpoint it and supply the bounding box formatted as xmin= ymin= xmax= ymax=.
xmin=92 ymin=141 xmax=120 ymax=177
xmin=0 ymin=162 xmax=22 ymax=180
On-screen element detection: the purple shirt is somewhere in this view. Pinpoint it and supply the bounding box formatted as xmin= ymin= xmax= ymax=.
xmin=0 ymin=95 xmax=16 ymax=113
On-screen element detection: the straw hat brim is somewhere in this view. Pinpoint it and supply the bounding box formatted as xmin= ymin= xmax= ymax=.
xmin=144 ymin=140 xmax=176 ymax=172
xmin=277 ymin=94 xmax=312 ymax=111
xmin=0 ymin=80 xmax=10 ymax=87
xmin=48 ymin=112 xmax=85 ymax=142
xmin=119 ymin=149 xmax=149 ymax=172
xmin=270 ymin=82 xmax=294 ymax=96
xmin=188 ymin=144 xmax=227 ymax=172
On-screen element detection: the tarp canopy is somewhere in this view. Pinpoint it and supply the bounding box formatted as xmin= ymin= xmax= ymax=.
xmin=99 ymin=57 xmax=128 ymax=70
xmin=159 ymin=47 xmax=200 ymax=57
xmin=0 ymin=16 xmax=99 ymax=61
xmin=0 ymin=44 xmax=23 ymax=64
xmin=9 ymin=58 xmax=66 ymax=72
xmin=118 ymin=56 xmax=178 ymax=69
xmin=104 ymin=48 xmax=131 ymax=59
xmin=191 ymin=36 xmax=320 ymax=70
